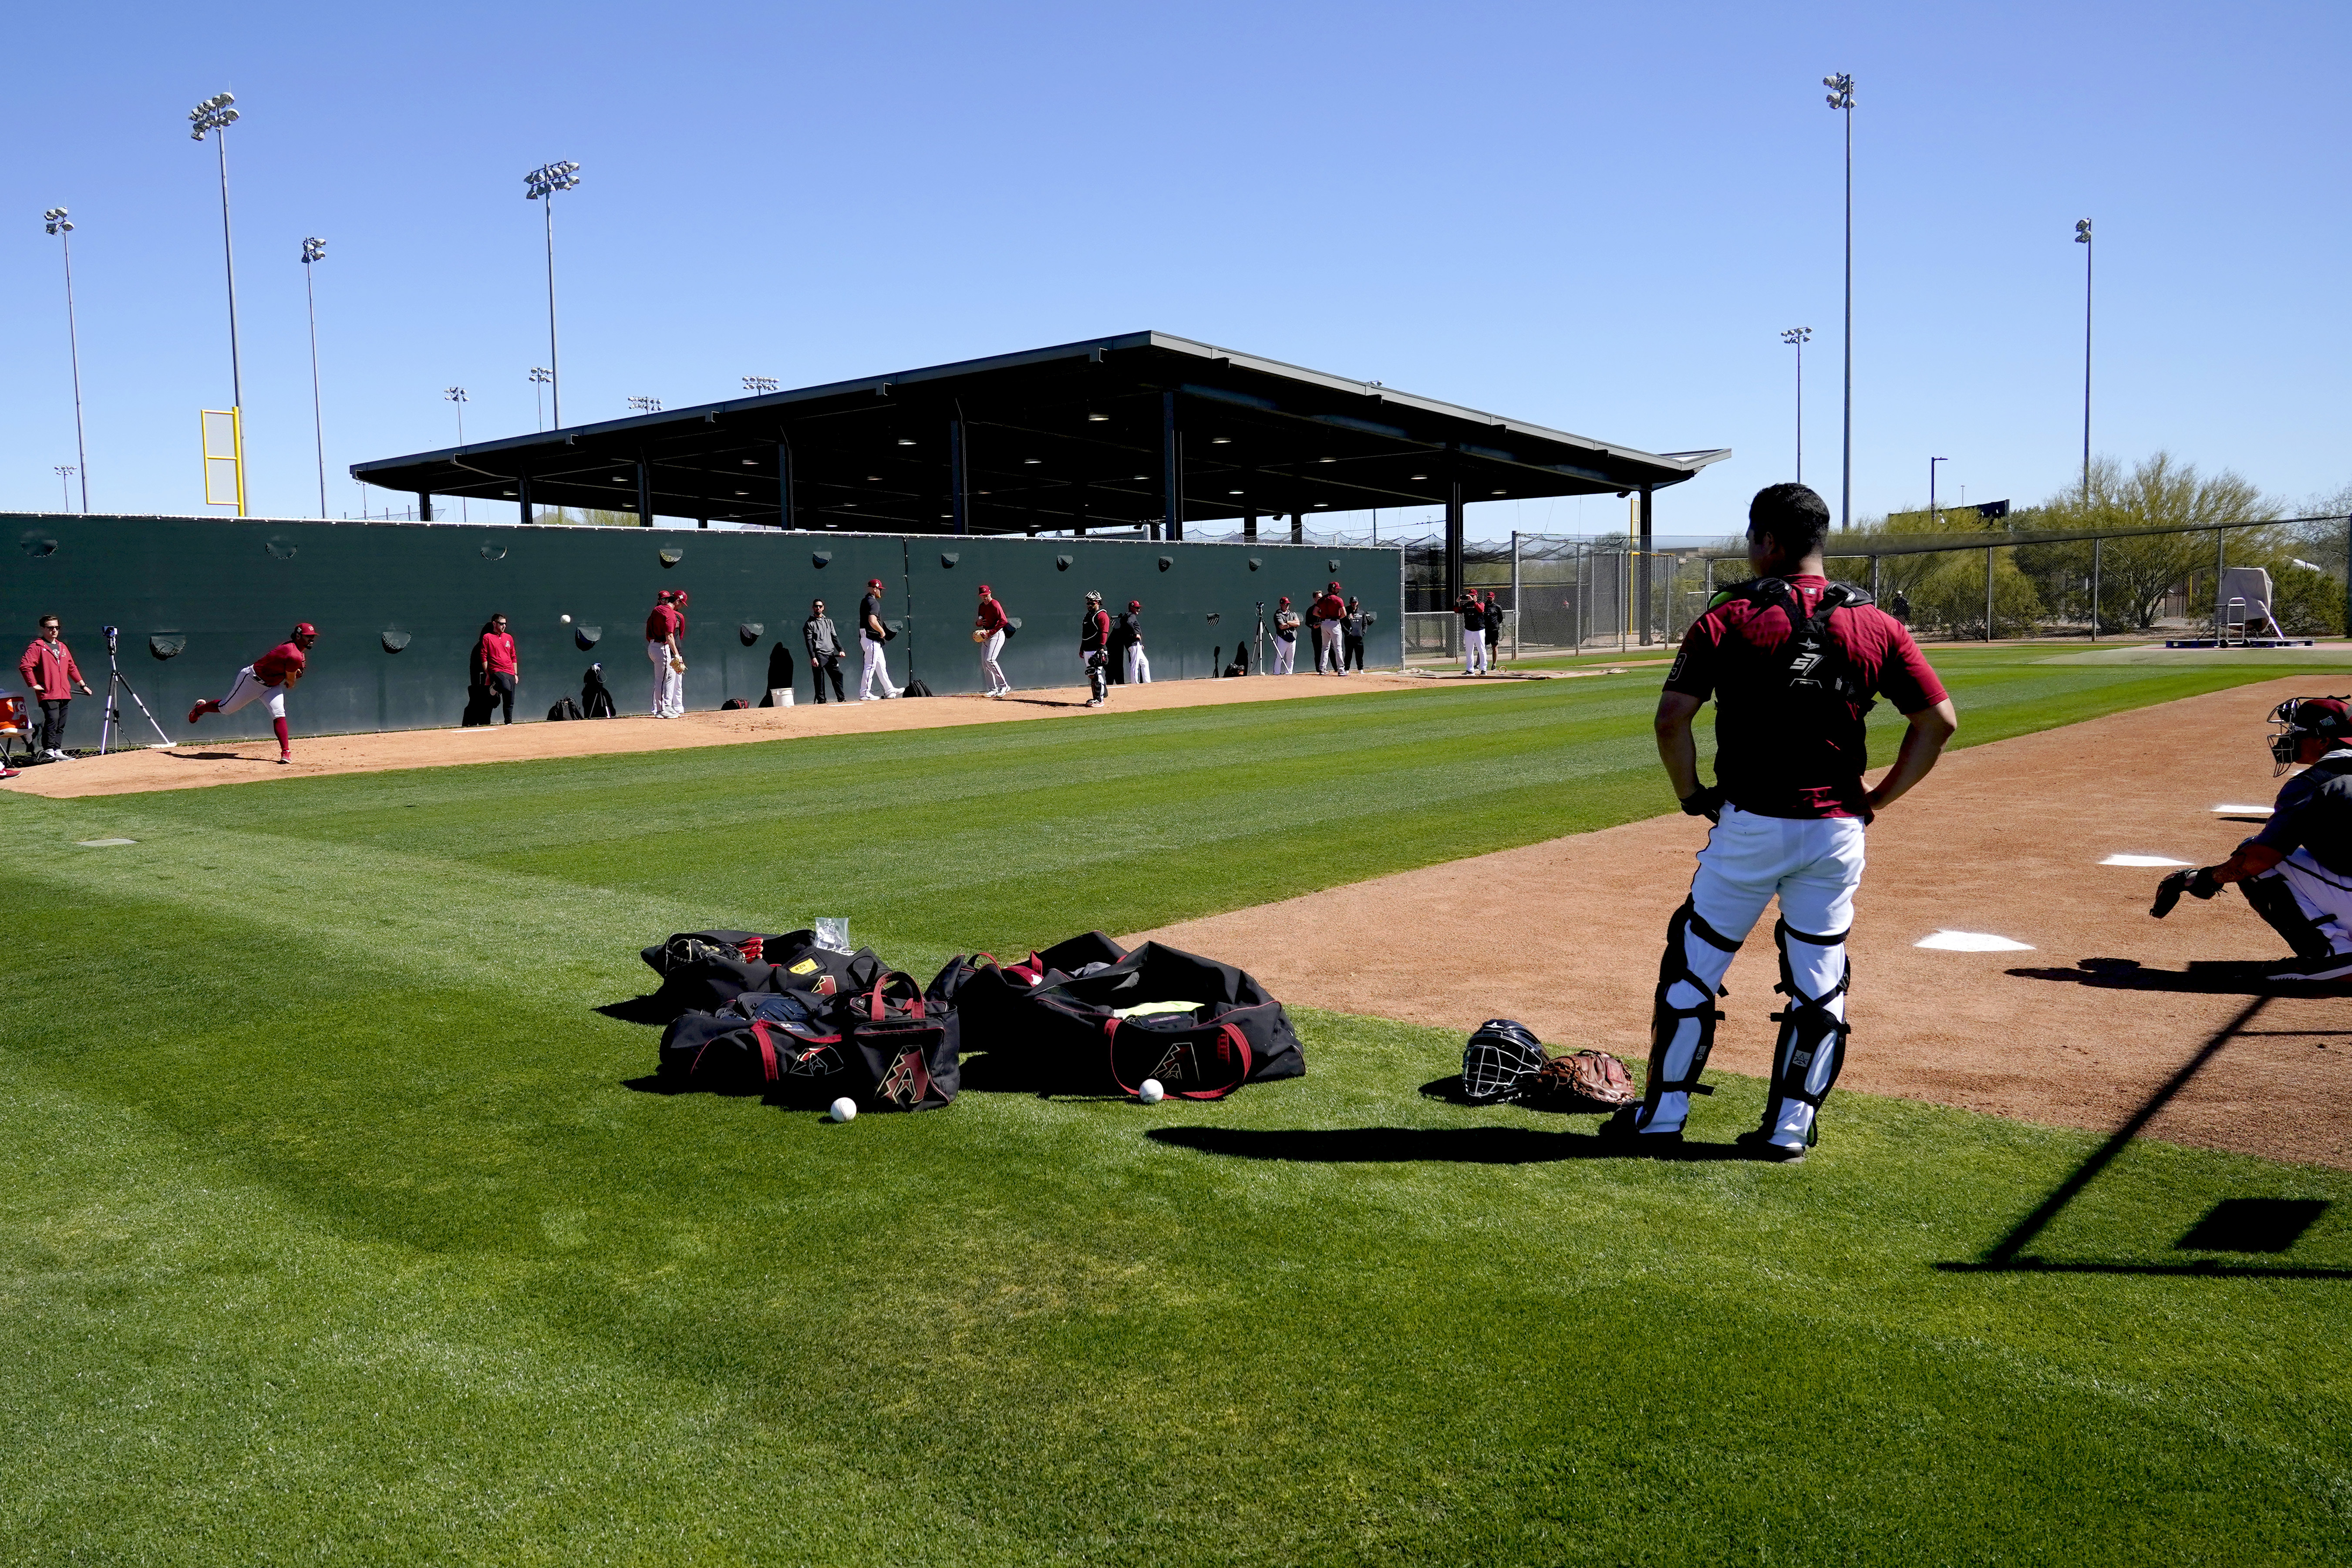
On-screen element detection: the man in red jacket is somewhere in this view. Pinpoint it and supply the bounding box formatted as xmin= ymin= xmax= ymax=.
xmin=975 ymin=584 xmax=1011 ymax=698
xmin=19 ymin=614 xmax=94 ymax=762
xmin=646 ymin=590 xmax=685 ymax=717
xmin=1311 ymin=581 xmax=1346 ymax=675
xmin=187 ymin=623 xmax=319 ymax=765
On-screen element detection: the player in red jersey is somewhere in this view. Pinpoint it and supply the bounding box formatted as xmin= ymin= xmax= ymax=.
xmin=187 ymin=622 xmax=319 ymax=764
xmin=1603 ymin=483 xmax=1958 ymax=1161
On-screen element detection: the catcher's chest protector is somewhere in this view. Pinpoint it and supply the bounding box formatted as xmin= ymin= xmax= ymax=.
xmin=1733 ymin=577 xmax=1876 ymax=706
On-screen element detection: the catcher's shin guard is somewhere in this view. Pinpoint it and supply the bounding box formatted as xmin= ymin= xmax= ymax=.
xmin=1762 ymin=918 xmax=1852 ymax=1146
xmin=2241 ymin=871 xmax=2335 ymax=960
xmin=1638 ymin=899 xmax=1743 ymax=1125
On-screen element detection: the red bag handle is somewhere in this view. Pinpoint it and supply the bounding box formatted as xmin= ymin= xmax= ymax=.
xmin=1105 ymin=1018 xmax=1253 ymax=1100
xmin=864 ymin=970 xmax=925 ymax=1023
xmin=750 ymin=1020 xmax=781 ymax=1083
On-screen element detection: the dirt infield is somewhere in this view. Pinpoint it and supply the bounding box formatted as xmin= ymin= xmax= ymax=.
xmin=1139 ymin=674 xmax=2351 ymax=1169
xmin=1 ymin=671 xmax=1443 ymax=799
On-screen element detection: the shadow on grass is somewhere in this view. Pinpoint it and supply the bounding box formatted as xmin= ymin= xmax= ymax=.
xmin=1945 ymin=991 xmax=2352 ymax=1280
xmin=1146 ymin=1125 xmax=1749 ymax=1164
xmin=596 ymin=993 xmax=677 ymax=1025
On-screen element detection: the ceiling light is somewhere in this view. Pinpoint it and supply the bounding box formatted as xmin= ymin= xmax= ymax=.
xmin=1228 ymin=489 xmax=1243 ymax=496
xmin=741 ymin=459 xmax=757 ymax=467
xmin=1024 ymin=458 xmax=1041 ymax=465
xmin=1132 ymin=474 xmax=1149 ymax=481
xmin=734 ymin=490 xmax=748 ymax=496
xmin=611 ymin=475 xmax=627 ymax=483
xmin=843 ymin=502 xmax=857 ymax=509
xmin=1409 ymin=473 xmax=1427 ymax=481
xmin=897 ymin=438 xmax=917 ymax=446
xmin=1210 ymin=436 xmax=1231 ymax=445
xmin=1317 ymin=456 xmax=1334 ymax=463
xmin=1086 ymin=411 xmax=1109 ymax=422
xmin=1313 ymin=502 xmax=1329 ymax=508
xmin=1491 ymin=489 xmax=1506 ymax=496
xmin=867 ymin=475 xmax=882 ymax=482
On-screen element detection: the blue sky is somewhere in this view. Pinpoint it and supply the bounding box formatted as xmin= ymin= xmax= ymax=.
xmin=4 ymin=0 xmax=2344 ymax=539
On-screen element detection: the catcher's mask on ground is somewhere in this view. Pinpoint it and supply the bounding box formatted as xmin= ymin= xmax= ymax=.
xmin=2269 ymin=696 xmax=2352 ymax=774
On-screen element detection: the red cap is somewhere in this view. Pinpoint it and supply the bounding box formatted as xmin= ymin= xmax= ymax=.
xmin=978 ymin=583 xmax=992 ymax=594
xmin=867 ymin=578 xmax=884 ymax=589
xmin=292 ymin=622 xmax=317 ymax=637
xmin=1327 ymin=581 xmax=1340 ymax=591
xmin=656 ymin=589 xmax=674 ymax=602
xmin=1279 ymin=596 xmax=1291 ymax=605
xmin=1127 ymin=599 xmax=1141 ymax=610
xmin=671 ymin=590 xmax=689 ymax=607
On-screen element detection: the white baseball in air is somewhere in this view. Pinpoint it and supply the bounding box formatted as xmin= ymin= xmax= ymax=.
xmin=1138 ymin=1079 xmax=1166 ymax=1104
xmin=829 ymin=1097 xmax=858 ymax=1123
xmin=560 ymin=614 xmax=573 ymax=624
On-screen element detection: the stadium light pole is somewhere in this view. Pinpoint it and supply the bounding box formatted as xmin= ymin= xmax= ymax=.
xmin=302 ymin=236 xmax=329 ymax=518
xmin=1824 ymin=73 xmax=1854 ymax=529
xmin=1780 ymin=326 xmax=1812 ymax=483
xmin=1929 ymin=455 xmax=1946 ymax=523
xmin=524 ymin=160 xmax=580 ymax=428
xmin=54 ymin=465 xmax=76 ymax=511
xmin=445 ymin=387 xmax=469 ymax=520
xmin=43 ymin=209 xmax=90 ymax=512
xmin=529 ymin=366 xmax=552 ymax=432
xmin=743 ymin=375 xmax=778 ymax=395
xmin=189 ymin=92 xmax=247 ymax=508
xmin=2075 ymin=218 xmax=2093 ymax=499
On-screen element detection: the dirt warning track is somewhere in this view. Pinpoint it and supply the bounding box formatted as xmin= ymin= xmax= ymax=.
xmin=1138 ymin=674 xmax=2352 ymax=1169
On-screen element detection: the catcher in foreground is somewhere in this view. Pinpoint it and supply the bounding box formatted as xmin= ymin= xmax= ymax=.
xmin=185 ymin=621 xmax=317 ymax=765
xmin=2150 ymin=696 xmax=2352 ymax=981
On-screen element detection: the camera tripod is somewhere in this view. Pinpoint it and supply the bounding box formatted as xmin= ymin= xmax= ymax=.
xmin=1253 ymin=602 xmax=1267 ymax=675
xmin=97 ymin=625 xmax=175 ymax=755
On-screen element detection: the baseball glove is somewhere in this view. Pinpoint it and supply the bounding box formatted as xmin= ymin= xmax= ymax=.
xmin=2151 ymin=866 xmax=2222 ymax=918
xmin=671 ymin=658 xmax=687 ymax=674
xmin=1530 ymin=1049 xmax=1638 ymax=1111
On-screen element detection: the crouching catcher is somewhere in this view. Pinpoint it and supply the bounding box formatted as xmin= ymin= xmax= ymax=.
xmin=1605 ymin=483 xmax=1959 ymax=1161
xmin=2150 ymin=695 xmax=2352 ymax=982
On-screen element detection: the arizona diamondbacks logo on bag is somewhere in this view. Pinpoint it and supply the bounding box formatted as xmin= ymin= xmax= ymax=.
xmin=878 ymin=1049 xmax=931 ymax=1106
xmin=1150 ymin=1040 xmax=1198 ymax=1086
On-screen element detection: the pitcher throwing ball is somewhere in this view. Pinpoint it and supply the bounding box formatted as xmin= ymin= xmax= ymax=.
xmin=1604 ymin=484 xmax=1958 ymax=1161
xmin=187 ymin=622 xmax=319 ymax=765
xmin=2150 ymin=696 xmax=2352 ymax=981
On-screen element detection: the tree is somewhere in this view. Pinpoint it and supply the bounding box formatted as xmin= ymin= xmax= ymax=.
xmin=537 ymin=506 xmax=648 ymax=526
xmin=2032 ymin=453 xmax=2271 ymax=629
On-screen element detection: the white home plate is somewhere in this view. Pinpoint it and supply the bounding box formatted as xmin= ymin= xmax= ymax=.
xmin=75 ymin=838 xmax=138 ymax=847
xmin=2214 ymin=804 xmax=2272 ymax=815
xmin=1915 ymin=929 xmax=2035 ymax=952
xmin=2100 ymin=853 xmax=2190 ymax=867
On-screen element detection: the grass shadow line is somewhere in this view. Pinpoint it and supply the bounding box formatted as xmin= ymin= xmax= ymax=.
xmin=1146 ymin=1124 xmax=1749 ymax=1165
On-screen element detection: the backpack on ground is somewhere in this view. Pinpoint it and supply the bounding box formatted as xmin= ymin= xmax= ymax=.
xmin=721 ymin=697 xmax=751 ymax=710
xmin=658 ymin=989 xmax=846 ymax=1092
xmin=930 ymin=932 xmax=1130 ymax=1057
xmin=844 ymin=970 xmax=959 ymax=1111
xmin=1012 ymin=941 xmax=1302 ymax=1098
xmin=904 ymin=678 xmax=934 ymax=698
xmin=547 ymin=697 xmax=584 ymax=722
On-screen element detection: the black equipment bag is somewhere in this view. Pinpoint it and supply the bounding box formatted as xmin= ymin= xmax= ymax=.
xmin=904 ymin=678 xmax=934 ymax=698
xmin=929 ymin=931 xmax=1130 ymax=1056
xmin=658 ymin=990 xmax=847 ymax=1091
xmin=845 ymin=970 xmax=959 ymax=1110
xmin=547 ymin=697 xmax=584 ymax=722
xmin=636 ymin=929 xmax=881 ymax=1018
xmin=1016 ymin=941 xmax=1302 ymax=1097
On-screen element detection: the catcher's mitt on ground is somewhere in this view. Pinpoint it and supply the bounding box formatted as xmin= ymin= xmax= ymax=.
xmin=1529 ymin=1050 xmax=1638 ymax=1112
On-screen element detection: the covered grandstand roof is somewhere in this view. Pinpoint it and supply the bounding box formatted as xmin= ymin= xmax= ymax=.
xmin=352 ymin=331 xmax=1728 ymax=535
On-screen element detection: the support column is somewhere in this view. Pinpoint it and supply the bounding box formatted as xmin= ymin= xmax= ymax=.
xmin=1510 ymin=531 xmax=1522 ymax=658
xmin=1290 ymin=512 xmax=1302 ymax=544
xmin=2214 ymin=527 xmax=2227 ymax=635
xmin=417 ymin=492 xmax=433 ymax=522
xmin=1986 ymin=547 xmax=1996 ymax=642
xmin=1445 ymin=478 xmax=1465 ymax=610
xmin=1637 ymin=486 xmax=1655 ymax=646
xmin=1160 ymin=391 xmax=1182 ymax=543
xmin=778 ymin=437 xmax=796 ymax=530
xmin=1869 ymin=554 xmax=1880 ymax=600
xmin=950 ymin=416 xmax=970 ymax=536
xmin=636 ymin=457 xmax=653 ymax=528
xmin=516 ymin=474 xmax=532 ymax=526
xmin=1244 ymin=507 xmax=1257 ymax=542
xmin=2090 ymin=536 xmax=2102 ymax=640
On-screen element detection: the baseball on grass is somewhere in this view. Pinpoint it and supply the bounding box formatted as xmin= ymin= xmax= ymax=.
xmin=560 ymin=614 xmax=572 ymax=624
xmin=1138 ymin=1079 xmax=1166 ymax=1104
xmin=829 ymin=1097 xmax=857 ymax=1123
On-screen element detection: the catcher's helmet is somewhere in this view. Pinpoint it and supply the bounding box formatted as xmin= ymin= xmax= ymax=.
xmin=1461 ymin=1018 xmax=1545 ymax=1104
xmin=2269 ymin=696 xmax=2352 ymax=773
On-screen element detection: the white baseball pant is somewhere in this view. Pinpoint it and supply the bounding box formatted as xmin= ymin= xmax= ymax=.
xmin=215 ymin=665 xmax=287 ymax=720
xmin=1124 ymin=644 xmax=1151 ymax=684
xmin=1642 ymin=803 xmax=1865 ymax=1148
xmin=1316 ymin=621 xmax=1341 ymax=673
xmin=2270 ymin=849 xmax=2352 ymax=953
xmin=979 ymin=629 xmax=1008 ymax=694
xmin=1463 ymin=628 xmax=1487 ymax=674
xmin=1273 ymin=636 xmax=1297 ymax=675
xmin=647 ymin=640 xmax=684 ymax=717
xmin=860 ymin=636 xmax=900 ymax=699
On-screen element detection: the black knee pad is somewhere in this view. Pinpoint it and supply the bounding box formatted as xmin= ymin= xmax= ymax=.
xmin=1764 ymin=918 xmax=1852 ymax=1140
xmin=2241 ymin=873 xmax=2333 ymax=959
xmin=1640 ymin=900 xmax=1742 ymax=1116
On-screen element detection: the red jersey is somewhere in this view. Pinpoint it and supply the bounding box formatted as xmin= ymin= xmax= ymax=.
xmin=253 ymin=642 xmax=308 ymax=687
xmin=477 ymin=631 xmax=518 ymax=674
xmin=1664 ymin=575 xmax=1947 ymax=820
xmin=1311 ymin=593 xmax=1344 ymax=623
xmin=645 ymin=604 xmax=682 ymax=642
xmin=975 ymin=599 xmax=1009 ymax=633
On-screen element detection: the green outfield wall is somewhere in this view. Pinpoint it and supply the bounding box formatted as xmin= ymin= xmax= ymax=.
xmin=3 ymin=514 xmax=1403 ymax=746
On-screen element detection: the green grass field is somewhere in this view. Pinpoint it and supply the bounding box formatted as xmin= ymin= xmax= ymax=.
xmin=5 ymin=651 xmax=2348 ymax=1564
